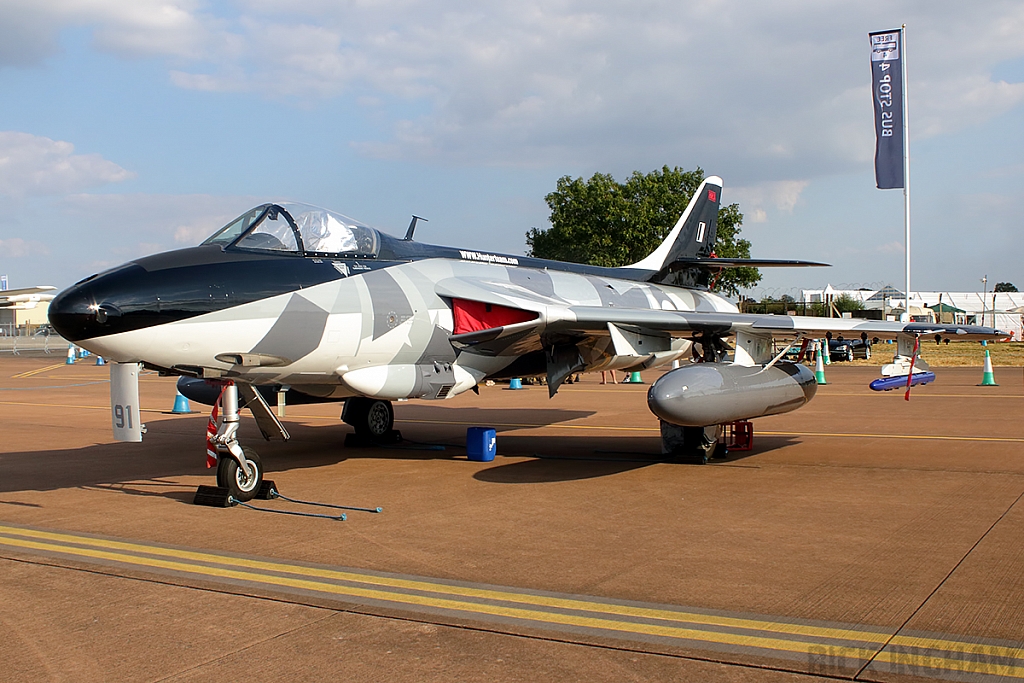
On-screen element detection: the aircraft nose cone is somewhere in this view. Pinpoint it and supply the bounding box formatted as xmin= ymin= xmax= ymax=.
xmin=48 ymin=281 xmax=98 ymax=342
xmin=48 ymin=264 xmax=147 ymax=342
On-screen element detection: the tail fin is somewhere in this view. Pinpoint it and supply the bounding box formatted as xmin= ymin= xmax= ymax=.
xmin=625 ymin=176 xmax=722 ymax=272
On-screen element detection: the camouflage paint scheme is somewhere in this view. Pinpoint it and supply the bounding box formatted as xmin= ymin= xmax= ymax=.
xmin=73 ymin=256 xmax=733 ymax=401
xmin=50 ymin=176 xmax=1007 ymax=413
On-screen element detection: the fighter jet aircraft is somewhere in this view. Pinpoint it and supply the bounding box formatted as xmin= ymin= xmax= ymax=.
xmin=48 ymin=176 xmax=1006 ymax=501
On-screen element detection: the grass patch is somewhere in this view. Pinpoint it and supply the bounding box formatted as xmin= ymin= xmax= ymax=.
xmin=837 ymin=341 xmax=1024 ymax=367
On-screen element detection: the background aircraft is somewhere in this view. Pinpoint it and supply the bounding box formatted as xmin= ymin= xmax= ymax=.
xmin=47 ymin=177 xmax=1005 ymax=500
xmin=0 ymin=286 xmax=56 ymax=310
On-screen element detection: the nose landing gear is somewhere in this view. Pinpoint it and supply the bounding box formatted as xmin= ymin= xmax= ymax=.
xmin=210 ymin=381 xmax=263 ymax=502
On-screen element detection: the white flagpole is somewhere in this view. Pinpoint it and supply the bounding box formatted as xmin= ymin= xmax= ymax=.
xmin=902 ymin=24 xmax=911 ymax=322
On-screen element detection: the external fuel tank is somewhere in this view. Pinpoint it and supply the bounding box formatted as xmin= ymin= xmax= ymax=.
xmin=647 ymin=362 xmax=817 ymax=427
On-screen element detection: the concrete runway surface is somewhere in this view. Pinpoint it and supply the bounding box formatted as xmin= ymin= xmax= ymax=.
xmin=1 ymin=356 xmax=1023 ymax=682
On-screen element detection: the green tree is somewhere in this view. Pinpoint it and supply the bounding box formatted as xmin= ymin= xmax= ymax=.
xmin=526 ymin=166 xmax=760 ymax=296
xmin=994 ymin=282 xmax=1018 ymax=292
xmin=833 ymin=294 xmax=864 ymax=312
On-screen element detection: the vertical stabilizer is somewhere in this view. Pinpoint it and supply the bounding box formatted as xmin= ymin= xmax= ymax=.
xmin=624 ymin=176 xmax=722 ymax=272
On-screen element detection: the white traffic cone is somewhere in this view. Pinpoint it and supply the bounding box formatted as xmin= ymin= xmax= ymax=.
xmin=979 ymin=341 xmax=998 ymax=386
xmin=814 ymin=343 xmax=827 ymax=385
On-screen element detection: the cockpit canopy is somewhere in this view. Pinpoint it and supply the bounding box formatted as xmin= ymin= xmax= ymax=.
xmin=202 ymin=203 xmax=379 ymax=257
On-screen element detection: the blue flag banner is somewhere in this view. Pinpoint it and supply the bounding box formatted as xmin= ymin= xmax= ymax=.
xmin=869 ymin=29 xmax=904 ymax=189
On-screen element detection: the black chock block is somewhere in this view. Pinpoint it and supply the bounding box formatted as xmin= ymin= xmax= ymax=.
xmin=193 ymin=485 xmax=233 ymax=507
xmin=255 ymin=480 xmax=277 ymax=500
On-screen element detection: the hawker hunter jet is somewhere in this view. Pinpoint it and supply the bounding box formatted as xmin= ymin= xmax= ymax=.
xmin=48 ymin=177 xmax=1006 ymax=500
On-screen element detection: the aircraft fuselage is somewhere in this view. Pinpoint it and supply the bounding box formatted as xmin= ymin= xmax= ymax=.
xmin=49 ymin=236 xmax=733 ymax=401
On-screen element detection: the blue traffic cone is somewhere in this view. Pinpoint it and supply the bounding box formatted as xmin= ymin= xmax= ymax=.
xmin=509 ymin=378 xmax=523 ymax=390
xmin=66 ymin=344 xmax=76 ymax=365
xmin=171 ymin=391 xmax=192 ymax=414
xmin=95 ymin=355 xmax=105 ymax=366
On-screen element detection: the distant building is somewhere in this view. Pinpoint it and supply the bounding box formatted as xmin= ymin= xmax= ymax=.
xmin=801 ymin=284 xmax=1023 ymax=339
xmin=0 ymin=302 xmax=51 ymax=335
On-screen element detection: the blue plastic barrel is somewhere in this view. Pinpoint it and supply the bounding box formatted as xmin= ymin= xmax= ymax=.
xmin=466 ymin=427 xmax=497 ymax=462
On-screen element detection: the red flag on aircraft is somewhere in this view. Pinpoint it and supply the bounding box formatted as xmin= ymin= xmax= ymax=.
xmin=205 ymin=390 xmax=223 ymax=468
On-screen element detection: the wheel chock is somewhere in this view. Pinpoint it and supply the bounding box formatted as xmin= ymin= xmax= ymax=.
xmin=255 ymin=480 xmax=278 ymax=500
xmin=193 ymin=485 xmax=235 ymax=507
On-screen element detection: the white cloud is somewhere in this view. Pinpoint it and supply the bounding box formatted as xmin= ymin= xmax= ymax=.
xmin=0 ymin=131 xmax=134 ymax=198
xmin=0 ymin=238 xmax=49 ymax=258
xmin=5 ymin=2 xmax=1024 ymax=181
xmin=728 ymin=180 xmax=810 ymax=222
xmin=58 ymin=193 xmax=261 ymax=254
xmin=0 ymin=0 xmax=213 ymax=65
xmin=0 ymin=192 xmax=260 ymax=287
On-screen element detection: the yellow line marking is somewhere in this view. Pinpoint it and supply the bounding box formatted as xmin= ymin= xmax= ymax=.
xmin=0 ymin=524 xmax=880 ymax=644
xmin=1 ymin=523 xmax=1022 ymax=676
xmin=887 ymin=634 xmax=1024 ymax=665
xmin=396 ymin=418 xmax=656 ymax=433
xmin=398 ymin=420 xmax=1024 ymax=443
xmin=758 ymin=430 xmax=1024 ymax=444
xmin=0 ymin=533 xmax=882 ymax=662
xmin=0 ymin=401 xmax=167 ymax=415
xmin=11 ymin=363 xmax=66 ymax=379
xmin=874 ymin=648 xmax=1024 ymax=678
xmin=1 ymin=402 xmax=1018 ymax=444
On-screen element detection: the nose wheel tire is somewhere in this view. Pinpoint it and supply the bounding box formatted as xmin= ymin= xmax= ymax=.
xmin=216 ymin=447 xmax=263 ymax=502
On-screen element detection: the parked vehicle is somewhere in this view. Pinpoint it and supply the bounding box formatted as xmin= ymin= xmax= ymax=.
xmin=828 ymin=337 xmax=871 ymax=361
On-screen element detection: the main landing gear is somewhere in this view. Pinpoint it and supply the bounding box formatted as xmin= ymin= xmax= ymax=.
xmin=211 ymin=382 xmax=264 ymax=501
xmin=660 ymin=422 xmax=723 ymax=464
xmin=342 ymin=397 xmax=401 ymax=445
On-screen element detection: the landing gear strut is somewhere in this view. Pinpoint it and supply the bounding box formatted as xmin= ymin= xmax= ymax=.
xmin=342 ymin=397 xmax=400 ymax=444
xmin=660 ymin=422 xmax=723 ymax=464
xmin=211 ymin=382 xmax=263 ymax=501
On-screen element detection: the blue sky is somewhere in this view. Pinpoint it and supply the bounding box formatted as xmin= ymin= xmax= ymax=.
xmin=1 ymin=1 xmax=1022 ymax=297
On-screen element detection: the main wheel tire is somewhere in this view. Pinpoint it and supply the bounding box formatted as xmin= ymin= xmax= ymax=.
xmin=343 ymin=397 xmax=395 ymax=437
xmin=217 ymin=447 xmax=262 ymax=502
xmin=364 ymin=400 xmax=394 ymax=437
xmin=660 ymin=422 xmax=720 ymax=464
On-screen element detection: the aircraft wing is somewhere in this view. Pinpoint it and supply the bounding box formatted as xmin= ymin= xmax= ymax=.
xmin=0 ymin=286 xmax=57 ymax=309
xmin=449 ymin=303 xmax=1007 ymax=359
xmin=664 ymin=258 xmax=830 ymax=270
xmin=546 ymin=307 xmax=1007 ymax=342
xmin=439 ymin=275 xmax=1007 ymax=354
